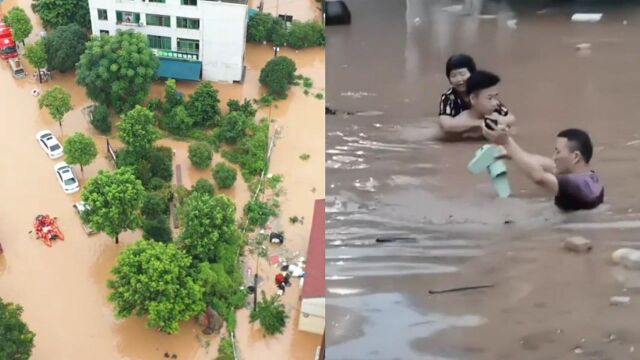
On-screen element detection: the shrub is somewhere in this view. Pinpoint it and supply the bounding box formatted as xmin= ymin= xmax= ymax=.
xmin=227 ymin=99 xmax=257 ymax=119
xmin=174 ymin=185 xmax=192 ymax=205
xmin=212 ymin=163 xmax=237 ymax=189
xmin=142 ymin=216 xmax=173 ymax=243
xmin=188 ymin=142 xmax=213 ymax=169
xmin=90 ymin=104 xmax=111 ymax=134
xmin=192 ymin=178 xmax=215 ymax=196
xmin=246 ymin=13 xmax=273 ymax=43
xmin=216 ymin=337 xmax=235 ymax=360
xmin=147 ymin=98 xmax=163 ymax=113
xmin=244 ymin=199 xmax=278 ymax=228
xmin=222 ymin=121 xmax=269 ymax=181
xmin=164 ymin=78 xmax=183 ymax=113
xmin=186 ymin=82 xmax=221 ymax=127
xmin=217 ymin=111 xmax=251 ymax=145
xmin=259 ymin=56 xmax=297 ymax=99
xmin=149 ymin=146 xmax=174 ymax=182
xmin=160 ymin=105 xmax=194 ymax=136
xmin=287 ymin=21 xmax=325 ymax=49
xmin=142 ymin=191 xmax=170 ymax=218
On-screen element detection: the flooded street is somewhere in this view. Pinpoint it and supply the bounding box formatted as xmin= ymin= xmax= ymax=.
xmin=327 ymin=1 xmax=640 ymax=359
xmin=0 ymin=0 xmax=323 ymax=358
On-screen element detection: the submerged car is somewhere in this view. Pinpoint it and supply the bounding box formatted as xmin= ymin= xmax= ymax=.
xmin=73 ymin=202 xmax=96 ymax=235
xmin=54 ymin=162 xmax=79 ymax=194
xmin=36 ymin=130 xmax=64 ymax=159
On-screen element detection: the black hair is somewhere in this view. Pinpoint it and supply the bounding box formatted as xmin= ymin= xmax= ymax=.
xmin=465 ymin=70 xmax=500 ymax=96
xmin=557 ymin=128 xmax=593 ymax=163
xmin=445 ymin=54 xmax=477 ymax=77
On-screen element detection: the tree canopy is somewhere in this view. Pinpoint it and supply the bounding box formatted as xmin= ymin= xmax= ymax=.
xmin=249 ymin=291 xmax=288 ymax=336
xmin=178 ymin=193 xmax=237 ymax=264
xmin=118 ymin=106 xmax=160 ymax=156
xmin=4 ymin=7 xmax=33 ymax=44
xmin=186 ymin=82 xmax=221 ymax=127
xmin=212 ymin=163 xmax=237 ymax=189
xmin=76 ymin=30 xmax=159 ymax=114
xmin=188 ymin=142 xmax=213 ymax=169
xmin=38 ymin=86 xmax=73 ymax=135
xmin=32 ymin=0 xmax=91 ymax=29
xmin=259 ymin=56 xmax=297 ymax=99
xmin=0 ymin=298 xmax=36 ymax=360
xmin=24 ymin=39 xmax=48 ymax=70
xmin=81 ymin=167 xmax=145 ymax=244
xmin=45 ymin=23 xmax=88 ymax=72
xmin=107 ymin=240 xmax=205 ymax=334
xmin=64 ymin=132 xmax=97 ymax=175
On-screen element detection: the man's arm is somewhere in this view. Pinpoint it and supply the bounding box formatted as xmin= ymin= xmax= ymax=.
xmin=503 ymin=137 xmax=559 ymax=195
xmin=438 ymin=114 xmax=483 ymax=133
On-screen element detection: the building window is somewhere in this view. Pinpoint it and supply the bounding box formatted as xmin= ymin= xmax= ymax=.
xmin=148 ymin=35 xmax=172 ymax=50
xmin=181 ymin=0 xmax=197 ymax=6
xmin=148 ymin=0 xmax=166 ymax=2
xmin=100 ymin=30 xmax=109 ymax=35
xmin=177 ymin=17 xmax=199 ymax=29
xmin=116 ymin=11 xmax=141 ymax=25
xmin=146 ymin=14 xmax=171 ymax=27
xmin=98 ymin=9 xmax=108 ymax=21
xmin=177 ymin=38 xmax=199 ymax=54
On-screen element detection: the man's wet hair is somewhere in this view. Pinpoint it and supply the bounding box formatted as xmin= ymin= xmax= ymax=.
xmin=465 ymin=70 xmax=500 ymax=95
xmin=445 ymin=54 xmax=477 ymax=77
xmin=557 ymin=129 xmax=593 ymax=163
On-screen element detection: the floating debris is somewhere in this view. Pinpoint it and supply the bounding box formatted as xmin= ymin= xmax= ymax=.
xmin=571 ymin=13 xmax=603 ymax=22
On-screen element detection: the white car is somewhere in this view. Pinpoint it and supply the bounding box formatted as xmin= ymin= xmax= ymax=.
xmin=36 ymin=130 xmax=64 ymax=159
xmin=73 ymin=202 xmax=96 ymax=235
xmin=54 ymin=162 xmax=79 ymax=194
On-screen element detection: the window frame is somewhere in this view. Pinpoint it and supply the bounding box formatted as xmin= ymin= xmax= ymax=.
xmin=176 ymin=17 xmax=200 ymax=30
xmin=146 ymin=14 xmax=171 ymax=27
xmin=97 ymin=9 xmax=108 ymax=21
xmin=177 ymin=38 xmax=200 ymax=54
xmin=181 ymin=0 xmax=197 ymax=6
xmin=147 ymin=35 xmax=172 ymax=50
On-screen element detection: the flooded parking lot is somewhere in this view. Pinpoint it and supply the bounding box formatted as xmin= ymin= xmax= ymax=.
xmin=326 ymin=1 xmax=640 ymax=358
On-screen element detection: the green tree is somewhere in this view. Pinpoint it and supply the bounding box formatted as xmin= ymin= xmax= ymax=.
xmin=216 ymin=337 xmax=235 ymax=360
xmin=81 ymin=167 xmax=145 ymax=244
xmin=259 ymin=56 xmax=297 ymax=99
xmin=142 ymin=216 xmax=173 ymax=243
xmin=226 ymin=98 xmax=257 ymax=119
xmin=287 ymin=21 xmax=326 ymax=49
xmin=188 ymin=142 xmax=213 ymax=169
xmin=246 ymin=13 xmax=274 ymax=43
xmin=64 ymin=132 xmax=97 ymax=176
xmin=163 ymin=78 xmax=183 ymax=113
xmin=141 ymin=191 xmax=170 ymax=219
xmin=76 ymin=30 xmax=159 ymax=114
xmin=191 ymin=178 xmax=215 ymax=196
xmin=217 ymin=111 xmax=250 ymax=145
xmin=270 ymin=18 xmax=288 ymax=47
xmin=24 ymin=39 xmax=48 ymax=83
xmin=244 ymin=199 xmax=278 ymax=228
xmin=160 ymin=105 xmax=194 ymax=136
xmin=90 ymin=104 xmax=111 ymax=134
xmin=38 ymin=85 xmax=73 ymax=136
xmin=118 ymin=106 xmax=160 ymax=156
xmin=249 ymin=291 xmax=288 ymax=336
xmin=186 ymin=82 xmax=221 ymax=127
xmin=0 ymin=298 xmax=36 ymax=360
xmin=32 ymin=0 xmax=90 ymax=29
xmin=4 ymin=7 xmax=32 ymax=45
xmin=178 ymin=193 xmax=237 ymax=263
xmin=44 ymin=23 xmax=88 ymax=73
xmin=107 ymin=240 xmax=205 ymax=334
xmin=212 ymin=163 xmax=237 ymax=189
xmin=222 ymin=121 xmax=269 ymax=181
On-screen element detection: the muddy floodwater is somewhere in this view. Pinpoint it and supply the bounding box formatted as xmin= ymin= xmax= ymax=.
xmin=0 ymin=0 xmax=323 ymax=358
xmin=326 ymin=1 xmax=640 ymax=359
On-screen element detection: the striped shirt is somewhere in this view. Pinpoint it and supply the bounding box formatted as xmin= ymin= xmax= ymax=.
xmin=439 ymin=87 xmax=510 ymax=118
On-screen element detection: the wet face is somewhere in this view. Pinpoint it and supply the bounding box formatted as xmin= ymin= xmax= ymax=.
xmin=469 ymin=85 xmax=500 ymax=115
xmin=448 ymin=68 xmax=471 ymax=93
xmin=553 ymin=137 xmax=581 ymax=174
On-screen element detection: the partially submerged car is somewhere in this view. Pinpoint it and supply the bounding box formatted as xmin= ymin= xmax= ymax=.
xmin=54 ymin=162 xmax=79 ymax=194
xmin=73 ymin=202 xmax=96 ymax=235
xmin=36 ymin=130 xmax=64 ymax=159
xmin=8 ymin=57 xmax=25 ymax=79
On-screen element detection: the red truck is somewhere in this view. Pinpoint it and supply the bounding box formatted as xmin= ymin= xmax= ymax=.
xmin=0 ymin=21 xmax=18 ymax=60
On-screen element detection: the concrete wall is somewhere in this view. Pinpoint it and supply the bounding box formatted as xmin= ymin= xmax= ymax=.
xmin=298 ymin=297 xmax=325 ymax=335
xmin=88 ymin=0 xmax=246 ymax=82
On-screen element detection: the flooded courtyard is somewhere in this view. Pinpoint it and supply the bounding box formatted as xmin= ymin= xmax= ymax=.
xmin=0 ymin=0 xmax=323 ymax=358
xmin=326 ymin=0 xmax=640 ymax=359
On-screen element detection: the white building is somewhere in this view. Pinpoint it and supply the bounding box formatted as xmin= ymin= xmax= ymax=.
xmin=87 ymin=0 xmax=249 ymax=82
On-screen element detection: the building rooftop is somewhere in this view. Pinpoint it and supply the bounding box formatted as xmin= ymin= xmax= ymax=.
xmin=302 ymin=199 xmax=325 ymax=299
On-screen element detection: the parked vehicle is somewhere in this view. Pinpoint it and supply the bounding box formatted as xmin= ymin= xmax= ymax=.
xmin=8 ymin=58 xmax=25 ymax=79
xmin=0 ymin=21 xmax=17 ymax=60
xmin=73 ymin=202 xmax=96 ymax=235
xmin=36 ymin=130 xmax=64 ymax=159
xmin=54 ymin=162 xmax=80 ymax=194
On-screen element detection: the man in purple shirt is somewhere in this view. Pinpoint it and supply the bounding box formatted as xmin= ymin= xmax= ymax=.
xmin=482 ymin=126 xmax=604 ymax=211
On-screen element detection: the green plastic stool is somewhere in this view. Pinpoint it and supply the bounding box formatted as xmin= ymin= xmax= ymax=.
xmin=468 ymin=145 xmax=511 ymax=198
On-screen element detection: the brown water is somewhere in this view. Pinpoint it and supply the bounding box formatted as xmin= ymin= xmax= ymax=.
xmin=326 ymin=1 xmax=640 ymax=359
xmin=0 ymin=0 xmax=323 ymax=358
